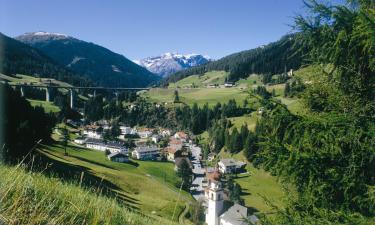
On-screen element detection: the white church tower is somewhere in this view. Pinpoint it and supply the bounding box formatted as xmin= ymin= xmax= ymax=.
xmin=205 ymin=174 xmax=224 ymax=225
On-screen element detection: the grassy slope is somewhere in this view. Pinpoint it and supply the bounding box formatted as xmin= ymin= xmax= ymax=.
xmin=169 ymin=71 xmax=228 ymax=88
xmin=145 ymin=87 xmax=249 ymax=107
xmin=0 ymin=73 xmax=72 ymax=87
xmin=39 ymin=140 xmax=191 ymax=222
xmin=0 ymin=164 xmax=163 ymax=225
xmin=28 ymin=99 xmax=61 ymax=113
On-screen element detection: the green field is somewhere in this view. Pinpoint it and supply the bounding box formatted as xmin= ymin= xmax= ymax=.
xmin=229 ymin=113 xmax=259 ymax=131
xmin=169 ymin=71 xmax=228 ymax=88
xmin=144 ymin=87 xmax=250 ymax=107
xmin=28 ymin=99 xmax=61 ymax=113
xmin=39 ymin=139 xmax=192 ymax=223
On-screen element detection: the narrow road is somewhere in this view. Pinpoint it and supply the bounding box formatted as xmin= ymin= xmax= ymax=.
xmin=189 ymin=144 xmax=205 ymax=201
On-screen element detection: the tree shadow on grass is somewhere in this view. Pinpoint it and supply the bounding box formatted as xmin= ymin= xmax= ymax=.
xmin=32 ymin=152 xmax=140 ymax=211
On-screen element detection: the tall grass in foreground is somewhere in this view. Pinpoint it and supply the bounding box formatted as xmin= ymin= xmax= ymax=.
xmin=0 ymin=164 xmax=157 ymax=225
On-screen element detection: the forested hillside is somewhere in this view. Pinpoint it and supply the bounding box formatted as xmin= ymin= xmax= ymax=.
xmin=0 ymin=33 xmax=90 ymax=86
xmin=246 ymin=1 xmax=374 ymax=223
xmin=163 ymin=33 xmax=306 ymax=85
xmin=16 ymin=32 xmax=160 ymax=88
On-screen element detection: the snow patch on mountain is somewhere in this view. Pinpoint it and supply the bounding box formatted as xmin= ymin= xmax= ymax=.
xmin=67 ymin=56 xmax=85 ymax=67
xmin=136 ymin=52 xmax=210 ymax=77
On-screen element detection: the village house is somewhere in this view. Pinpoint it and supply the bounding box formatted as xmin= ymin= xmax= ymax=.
xmin=85 ymin=138 xmax=127 ymax=153
xmin=164 ymin=147 xmax=182 ymax=162
xmin=224 ymin=82 xmax=235 ymax=88
xmin=218 ymin=159 xmax=247 ymax=174
xmin=174 ymin=131 xmax=188 ymax=142
xmin=83 ymin=125 xmax=103 ymax=139
xmin=169 ymin=137 xmax=183 ymax=150
xmin=137 ymin=128 xmax=154 ymax=139
xmin=160 ymin=129 xmax=171 ymax=137
xmin=151 ymin=135 xmax=160 ymax=144
xmin=106 ymin=141 xmax=128 ymax=153
xmin=107 ymin=152 xmax=129 ymax=163
xmin=119 ymin=126 xmax=136 ymax=135
xmin=132 ymin=146 xmax=160 ymax=160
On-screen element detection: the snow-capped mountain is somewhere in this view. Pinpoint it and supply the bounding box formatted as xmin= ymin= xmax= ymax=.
xmin=135 ymin=52 xmax=210 ymax=77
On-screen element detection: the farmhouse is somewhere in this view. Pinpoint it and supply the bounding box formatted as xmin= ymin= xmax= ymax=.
xmin=107 ymin=152 xmax=129 ymax=163
xmin=224 ymin=82 xmax=235 ymax=88
xmin=218 ymin=159 xmax=246 ymax=174
xmin=132 ymin=146 xmax=160 ymax=160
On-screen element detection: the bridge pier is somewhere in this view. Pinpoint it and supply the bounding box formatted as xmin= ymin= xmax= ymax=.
xmin=46 ymin=87 xmax=51 ymax=102
xmin=115 ymin=91 xmax=119 ymax=104
xmin=93 ymin=90 xmax=96 ymax=98
xmin=70 ymin=89 xmax=74 ymax=109
xmin=20 ymin=86 xmax=25 ymax=97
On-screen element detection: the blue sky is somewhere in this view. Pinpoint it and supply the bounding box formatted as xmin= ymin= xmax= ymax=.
xmin=0 ymin=0 xmax=331 ymax=60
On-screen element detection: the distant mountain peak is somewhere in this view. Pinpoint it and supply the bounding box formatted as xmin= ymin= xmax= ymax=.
xmin=32 ymin=31 xmax=69 ymax=37
xmin=137 ymin=52 xmax=210 ymax=77
xmin=17 ymin=31 xmax=72 ymax=40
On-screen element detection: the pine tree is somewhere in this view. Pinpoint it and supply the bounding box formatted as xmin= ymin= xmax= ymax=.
xmin=173 ymin=90 xmax=180 ymax=103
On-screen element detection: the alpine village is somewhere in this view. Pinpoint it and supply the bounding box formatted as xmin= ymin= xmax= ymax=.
xmin=0 ymin=1 xmax=374 ymax=225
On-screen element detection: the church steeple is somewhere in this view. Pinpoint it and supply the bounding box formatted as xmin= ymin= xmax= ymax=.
xmin=205 ymin=171 xmax=224 ymax=225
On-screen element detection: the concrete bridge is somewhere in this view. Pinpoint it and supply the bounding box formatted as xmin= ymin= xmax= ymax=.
xmin=10 ymin=84 xmax=149 ymax=109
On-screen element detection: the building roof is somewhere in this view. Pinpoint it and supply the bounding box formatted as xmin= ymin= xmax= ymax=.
xmin=175 ymin=131 xmax=188 ymax=139
xmin=220 ymin=158 xmax=246 ymax=168
xmin=106 ymin=141 xmax=126 ymax=149
xmin=108 ymin=152 xmax=128 ymax=159
xmin=206 ymin=169 xmax=221 ymax=182
xmin=85 ymin=138 xmax=105 ymax=145
xmin=75 ymin=137 xmax=87 ymax=141
xmin=220 ymin=204 xmax=248 ymax=225
xmin=134 ymin=146 xmax=159 ymax=153
xmin=165 ymin=147 xmax=179 ymax=154
xmin=169 ymin=138 xmax=183 ymax=145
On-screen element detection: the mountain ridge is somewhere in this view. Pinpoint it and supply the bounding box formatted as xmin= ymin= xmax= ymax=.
xmin=16 ymin=32 xmax=160 ymax=87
